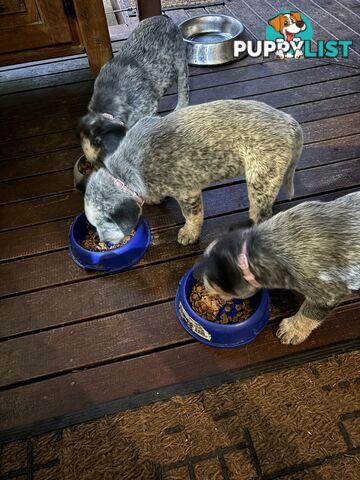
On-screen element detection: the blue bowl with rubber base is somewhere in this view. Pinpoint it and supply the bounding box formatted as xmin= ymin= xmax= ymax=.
xmin=175 ymin=267 xmax=271 ymax=348
xmin=69 ymin=212 xmax=151 ymax=271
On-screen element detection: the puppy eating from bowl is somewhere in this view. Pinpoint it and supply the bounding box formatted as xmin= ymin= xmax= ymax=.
xmin=84 ymin=100 xmax=303 ymax=245
xmin=80 ymin=15 xmax=189 ymax=165
xmin=84 ymin=99 xmax=303 ymax=246
xmin=195 ymin=192 xmax=360 ymax=345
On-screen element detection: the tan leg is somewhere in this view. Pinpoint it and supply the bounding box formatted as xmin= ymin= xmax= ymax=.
xmin=247 ymin=179 xmax=280 ymax=223
xmin=178 ymin=211 xmax=203 ymax=245
xmin=276 ymin=312 xmax=321 ymax=345
xmin=175 ymin=62 xmax=189 ymax=110
xmin=177 ymin=195 xmax=204 ymax=245
xmin=276 ymin=296 xmax=341 ymax=345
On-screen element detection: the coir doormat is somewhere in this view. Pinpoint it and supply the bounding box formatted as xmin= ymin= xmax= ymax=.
xmin=1 ymin=351 xmax=359 ymax=479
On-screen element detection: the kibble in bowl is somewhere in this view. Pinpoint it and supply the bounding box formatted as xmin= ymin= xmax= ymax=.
xmin=175 ymin=267 xmax=271 ymax=348
xmin=81 ymin=228 xmax=135 ymax=252
xmin=78 ymin=160 xmax=94 ymax=176
xmin=189 ymin=281 xmax=254 ymax=324
xmin=73 ymin=155 xmax=95 ymax=191
xmin=69 ymin=212 xmax=151 ymax=272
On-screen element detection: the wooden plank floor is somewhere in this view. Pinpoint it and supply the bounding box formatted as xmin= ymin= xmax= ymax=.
xmin=1 ymin=0 xmax=360 ymax=442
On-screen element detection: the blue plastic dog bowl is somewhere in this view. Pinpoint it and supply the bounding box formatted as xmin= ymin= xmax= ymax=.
xmin=175 ymin=267 xmax=271 ymax=348
xmin=69 ymin=212 xmax=151 ymax=271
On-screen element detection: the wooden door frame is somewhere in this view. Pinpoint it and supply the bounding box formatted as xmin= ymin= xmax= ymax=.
xmin=73 ymin=0 xmax=113 ymax=76
xmin=136 ymin=0 xmax=162 ymax=20
xmin=0 ymin=0 xmax=112 ymax=77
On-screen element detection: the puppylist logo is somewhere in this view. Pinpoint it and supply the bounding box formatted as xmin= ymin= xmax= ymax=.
xmin=266 ymin=10 xmax=312 ymax=59
xmin=234 ymin=10 xmax=352 ymax=60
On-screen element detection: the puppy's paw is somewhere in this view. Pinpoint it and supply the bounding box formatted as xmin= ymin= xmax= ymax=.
xmin=177 ymin=226 xmax=199 ymax=246
xmin=276 ymin=317 xmax=309 ymax=345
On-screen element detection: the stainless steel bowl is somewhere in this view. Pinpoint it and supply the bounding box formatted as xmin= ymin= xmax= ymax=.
xmin=73 ymin=154 xmax=88 ymax=188
xmin=179 ymin=14 xmax=247 ymax=66
xmin=73 ymin=154 xmax=94 ymax=192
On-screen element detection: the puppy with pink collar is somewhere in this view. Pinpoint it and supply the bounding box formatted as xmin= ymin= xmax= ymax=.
xmin=195 ymin=193 xmax=360 ymax=345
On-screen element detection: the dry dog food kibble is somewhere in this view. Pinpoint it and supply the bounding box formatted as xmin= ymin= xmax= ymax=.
xmin=82 ymin=229 xmax=134 ymax=251
xmin=78 ymin=160 xmax=94 ymax=175
xmin=189 ymin=282 xmax=253 ymax=324
xmin=189 ymin=282 xmax=224 ymax=321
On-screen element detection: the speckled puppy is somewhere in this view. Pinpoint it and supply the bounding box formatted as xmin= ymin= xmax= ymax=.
xmin=195 ymin=192 xmax=360 ymax=345
xmin=84 ymin=99 xmax=303 ymax=245
xmin=80 ymin=15 xmax=189 ymax=163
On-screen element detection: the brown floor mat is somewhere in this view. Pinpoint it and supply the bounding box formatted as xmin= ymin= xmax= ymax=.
xmin=1 ymin=351 xmax=359 ymax=479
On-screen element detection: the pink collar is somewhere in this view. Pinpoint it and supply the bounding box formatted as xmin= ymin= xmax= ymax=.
xmin=107 ymin=170 xmax=144 ymax=207
xmin=237 ymin=241 xmax=262 ymax=289
xmin=101 ymin=112 xmax=126 ymax=128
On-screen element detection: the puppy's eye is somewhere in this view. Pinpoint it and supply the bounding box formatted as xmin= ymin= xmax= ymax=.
xmin=284 ymin=20 xmax=289 ymax=25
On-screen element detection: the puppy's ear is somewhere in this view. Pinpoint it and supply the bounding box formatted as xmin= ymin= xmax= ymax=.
xmin=290 ymin=11 xmax=302 ymax=22
xmin=80 ymin=113 xmax=126 ymax=157
xmin=204 ymin=239 xmax=218 ymax=256
xmin=111 ymin=198 xmax=141 ymax=235
xmin=228 ymin=218 xmax=254 ymax=232
xmin=268 ymin=14 xmax=282 ymax=32
xmin=193 ymin=258 xmax=208 ymax=281
xmin=99 ymin=122 xmax=127 ymax=156
xmin=79 ymin=112 xmax=96 ymax=138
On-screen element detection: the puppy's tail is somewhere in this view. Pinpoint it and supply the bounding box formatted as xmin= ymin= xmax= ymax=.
xmin=283 ymin=125 xmax=303 ymax=199
xmin=283 ymin=161 xmax=296 ymax=200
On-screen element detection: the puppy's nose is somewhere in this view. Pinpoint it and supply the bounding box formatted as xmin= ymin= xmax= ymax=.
xmin=296 ymin=21 xmax=305 ymax=28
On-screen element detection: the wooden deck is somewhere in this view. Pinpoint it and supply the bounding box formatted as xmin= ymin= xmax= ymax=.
xmin=1 ymin=0 xmax=360 ymax=443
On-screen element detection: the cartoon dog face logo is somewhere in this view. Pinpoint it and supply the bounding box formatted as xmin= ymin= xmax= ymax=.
xmin=268 ymin=12 xmax=307 ymax=58
xmin=268 ymin=12 xmax=306 ymax=41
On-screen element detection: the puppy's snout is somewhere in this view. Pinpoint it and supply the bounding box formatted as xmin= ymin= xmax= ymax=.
xmin=296 ymin=20 xmax=305 ymax=28
xmin=81 ymin=136 xmax=101 ymax=164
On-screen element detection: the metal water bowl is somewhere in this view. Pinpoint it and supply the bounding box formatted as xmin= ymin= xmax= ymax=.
xmin=179 ymin=14 xmax=247 ymax=66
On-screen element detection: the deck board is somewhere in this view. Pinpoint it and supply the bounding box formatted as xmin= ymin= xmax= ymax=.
xmin=265 ymin=0 xmax=360 ymax=58
xmin=2 ymin=62 xmax=358 ymax=158
xmin=0 ymin=57 xmax=314 ymax=139
xmin=6 ymin=68 xmax=359 ymax=144
xmin=1 ymin=304 xmax=359 ymax=438
xmin=0 ymin=186 xmax=358 ymax=342
xmin=2 ymin=93 xmax=360 ymax=205
xmin=0 ymin=158 xmax=360 ymax=296
xmin=313 ymin=0 xmax=360 ymax=33
xmin=1 ymin=158 xmax=360 ymax=298
xmin=1 ymin=150 xmax=359 ymax=233
xmin=1 ymin=79 xmax=359 ymax=178
xmin=0 ymin=0 xmax=359 ymax=440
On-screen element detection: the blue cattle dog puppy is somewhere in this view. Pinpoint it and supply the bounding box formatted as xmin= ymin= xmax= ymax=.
xmin=83 ymin=99 xmax=303 ymax=246
xmin=196 ymin=192 xmax=360 ymax=345
xmin=80 ymin=15 xmax=189 ymax=164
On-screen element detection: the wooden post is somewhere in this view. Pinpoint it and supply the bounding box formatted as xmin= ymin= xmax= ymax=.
xmin=73 ymin=0 xmax=113 ymax=77
xmin=136 ymin=0 xmax=162 ymax=21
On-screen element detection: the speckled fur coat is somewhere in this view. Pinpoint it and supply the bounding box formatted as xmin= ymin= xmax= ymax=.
xmin=85 ymin=100 xmax=303 ymax=245
xmin=196 ymin=192 xmax=360 ymax=345
xmin=80 ymin=15 xmax=189 ymax=163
